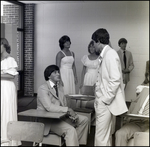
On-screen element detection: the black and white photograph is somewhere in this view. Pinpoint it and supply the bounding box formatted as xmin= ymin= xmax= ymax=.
xmin=1 ymin=1 xmax=149 ymax=146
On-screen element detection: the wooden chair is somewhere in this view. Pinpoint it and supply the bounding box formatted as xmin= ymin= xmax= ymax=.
xmin=43 ymin=132 xmax=65 ymax=146
xmin=120 ymin=114 xmax=149 ymax=146
xmin=74 ymin=85 xmax=95 ymax=133
xmin=7 ymin=121 xmax=45 ymax=146
xmin=127 ymin=131 xmax=149 ymax=146
xmin=119 ymin=87 xmax=149 ymax=146
xmin=18 ymin=108 xmax=65 ymax=146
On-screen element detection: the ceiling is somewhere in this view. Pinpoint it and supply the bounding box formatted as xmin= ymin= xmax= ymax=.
xmin=19 ymin=1 xmax=48 ymax=4
xmin=19 ymin=1 xmax=63 ymax=4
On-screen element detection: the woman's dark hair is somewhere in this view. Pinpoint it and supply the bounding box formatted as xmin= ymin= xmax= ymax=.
xmin=1 ymin=38 xmax=11 ymax=54
xmin=88 ymin=40 xmax=94 ymax=54
xmin=44 ymin=65 xmax=59 ymax=81
xmin=59 ymin=35 xmax=71 ymax=50
xmin=88 ymin=40 xmax=100 ymax=55
xmin=118 ymin=38 xmax=128 ymax=46
xmin=91 ymin=28 xmax=110 ymax=44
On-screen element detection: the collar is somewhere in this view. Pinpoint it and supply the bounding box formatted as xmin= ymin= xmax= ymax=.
xmin=49 ymin=80 xmax=55 ymax=88
xmin=120 ymin=48 xmax=126 ymax=53
xmin=100 ymin=45 xmax=108 ymax=58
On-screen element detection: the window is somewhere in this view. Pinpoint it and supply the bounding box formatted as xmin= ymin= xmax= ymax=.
xmin=1 ymin=1 xmax=25 ymax=96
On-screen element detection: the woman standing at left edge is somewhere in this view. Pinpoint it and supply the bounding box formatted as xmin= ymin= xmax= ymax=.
xmin=1 ymin=38 xmax=21 ymax=146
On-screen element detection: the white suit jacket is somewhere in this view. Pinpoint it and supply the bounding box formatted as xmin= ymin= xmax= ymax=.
xmin=37 ymin=81 xmax=68 ymax=113
xmin=37 ymin=81 xmax=69 ymax=135
xmin=96 ymin=45 xmax=128 ymax=116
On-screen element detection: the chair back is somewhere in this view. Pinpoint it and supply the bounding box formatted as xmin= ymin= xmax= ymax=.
xmin=7 ymin=121 xmax=44 ymax=144
xmin=80 ymin=85 xmax=95 ymax=96
xmin=134 ymin=132 xmax=149 ymax=146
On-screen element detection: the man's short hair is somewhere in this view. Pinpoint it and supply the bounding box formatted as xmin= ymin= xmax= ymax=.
xmin=118 ymin=38 xmax=128 ymax=46
xmin=91 ymin=28 xmax=110 ymax=44
xmin=44 ymin=65 xmax=59 ymax=81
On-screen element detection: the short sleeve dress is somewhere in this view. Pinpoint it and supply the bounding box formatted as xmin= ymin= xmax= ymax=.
xmin=81 ymin=55 xmax=99 ymax=86
xmin=1 ymin=56 xmax=21 ymax=146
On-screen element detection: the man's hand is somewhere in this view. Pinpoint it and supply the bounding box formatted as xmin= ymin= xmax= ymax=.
xmin=67 ymin=108 xmax=79 ymax=123
xmin=67 ymin=108 xmax=76 ymax=117
xmin=122 ymin=69 xmax=130 ymax=74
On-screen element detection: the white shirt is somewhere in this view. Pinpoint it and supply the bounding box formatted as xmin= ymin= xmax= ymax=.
xmin=95 ymin=45 xmax=108 ymax=98
xmin=49 ymin=80 xmax=57 ymax=94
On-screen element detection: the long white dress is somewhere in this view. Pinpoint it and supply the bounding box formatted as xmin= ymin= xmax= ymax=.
xmin=81 ymin=55 xmax=99 ymax=86
xmin=1 ymin=56 xmax=21 ymax=146
xmin=60 ymin=50 xmax=76 ymax=95
xmin=60 ymin=51 xmax=76 ymax=108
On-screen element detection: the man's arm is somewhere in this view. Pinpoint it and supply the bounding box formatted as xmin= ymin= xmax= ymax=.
xmin=128 ymin=52 xmax=134 ymax=72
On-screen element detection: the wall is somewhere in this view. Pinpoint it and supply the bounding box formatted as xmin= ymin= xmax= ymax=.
xmin=24 ymin=4 xmax=35 ymax=96
xmin=34 ymin=1 xmax=149 ymax=101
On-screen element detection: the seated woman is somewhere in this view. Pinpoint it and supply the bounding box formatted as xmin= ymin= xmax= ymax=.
xmin=136 ymin=60 xmax=149 ymax=95
xmin=115 ymin=60 xmax=149 ymax=146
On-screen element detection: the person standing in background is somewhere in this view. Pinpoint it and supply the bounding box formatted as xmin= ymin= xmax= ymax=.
xmin=142 ymin=60 xmax=149 ymax=86
xmin=136 ymin=60 xmax=149 ymax=95
xmin=56 ymin=35 xmax=78 ymax=108
xmin=1 ymin=38 xmax=21 ymax=146
xmin=80 ymin=40 xmax=99 ymax=109
xmin=117 ymin=38 xmax=134 ymax=89
xmin=80 ymin=40 xmax=99 ymax=88
xmin=91 ymin=28 xmax=128 ymax=146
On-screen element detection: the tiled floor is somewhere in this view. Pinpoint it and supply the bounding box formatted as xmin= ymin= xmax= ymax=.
xmin=17 ymin=97 xmax=119 ymax=146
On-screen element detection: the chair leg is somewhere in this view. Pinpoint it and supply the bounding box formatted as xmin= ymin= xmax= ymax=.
xmin=33 ymin=142 xmax=40 ymax=146
xmin=39 ymin=142 xmax=42 ymax=146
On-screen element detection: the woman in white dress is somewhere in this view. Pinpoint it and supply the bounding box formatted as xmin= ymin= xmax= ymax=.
xmin=80 ymin=41 xmax=100 ymax=109
xmin=56 ymin=35 xmax=78 ymax=108
xmin=80 ymin=40 xmax=99 ymax=88
xmin=1 ymin=38 xmax=21 ymax=146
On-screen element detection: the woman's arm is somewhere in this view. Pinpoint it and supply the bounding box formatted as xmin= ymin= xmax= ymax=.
xmin=1 ymin=72 xmax=15 ymax=80
xmin=72 ymin=52 xmax=78 ymax=85
xmin=56 ymin=51 xmax=62 ymax=68
xmin=80 ymin=65 xmax=86 ymax=88
xmin=56 ymin=51 xmax=64 ymax=86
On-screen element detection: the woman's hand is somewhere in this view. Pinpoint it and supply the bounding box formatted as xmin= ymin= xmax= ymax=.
xmin=79 ymin=84 xmax=83 ymax=89
xmin=75 ymin=76 xmax=78 ymax=85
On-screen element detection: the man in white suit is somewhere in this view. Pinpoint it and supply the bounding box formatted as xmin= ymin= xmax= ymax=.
xmin=91 ymin=28 xmax=128 ymax=146
xmin=117 ymin=38 xmax=134 ymax=89
xmin=37 ymin=65 xmax=88 ymax=146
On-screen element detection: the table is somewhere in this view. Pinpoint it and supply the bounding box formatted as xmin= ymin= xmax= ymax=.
xmin=120 ymin=113 xmax=149 ymax=127
xmin=18 ymin=109 xmax=67 ymax=119
xmin=18 ymin=109 xmax=66 ymax=146
xmin=66 ymin=94 xmax=95 ymax=101
xmin=66 ymin=94 xmax=95 ymax=134
xmin=124 ymin=113 xmax=149 ymax=119
xmin=66 ymin=94 xmax=95 ymax=107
